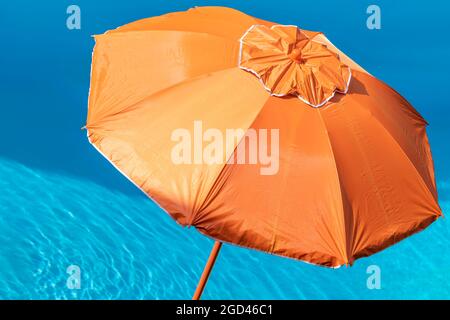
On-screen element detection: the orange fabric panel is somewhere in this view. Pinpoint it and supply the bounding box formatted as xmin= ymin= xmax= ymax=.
xmin=88 ymin=30 xmax=239 ymax=127
xmin=320 ymin=70 xmax=441 ymax=260
xmin=87 ymin=68 xmax=269 ymax=225
xmin=193 ymin=97 xmax=349 ymax=267
xmin=312 ymin=34 xmax=368 ymax=75
xmin=108 ymin=6 xmax=258 ymax=40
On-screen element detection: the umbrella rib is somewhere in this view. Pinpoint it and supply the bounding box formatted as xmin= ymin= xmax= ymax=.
xmin=316 ymin=109 xmax=350 ymax=265
xmin=86 ymin=66 xmax=240 ymax=129
xmin=190 ymin=96 xmax=273 ymax=225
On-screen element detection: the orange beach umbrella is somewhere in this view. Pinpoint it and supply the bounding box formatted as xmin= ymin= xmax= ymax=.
xmin=85 ymin=7 xmax=442 ymax=299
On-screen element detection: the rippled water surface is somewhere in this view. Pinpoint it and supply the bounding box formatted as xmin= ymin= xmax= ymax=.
xmin=1 ymin=0 xmax=449 ymax=299
xmin=0 ymin=158 xmax=449 ymax=299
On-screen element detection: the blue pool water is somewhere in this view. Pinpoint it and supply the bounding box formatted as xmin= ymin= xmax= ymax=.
xmin=0 ymin=1 xmax=449 ymax=299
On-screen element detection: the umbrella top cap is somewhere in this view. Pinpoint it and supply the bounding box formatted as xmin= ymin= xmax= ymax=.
xmin=288 ymin=48 xmax=303 ymax=63
xmin=239 ymin=24 xmax=352 ymax=107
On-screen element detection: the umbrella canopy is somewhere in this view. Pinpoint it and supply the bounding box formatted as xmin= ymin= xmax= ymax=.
xmin=86 ymin=6 xmax=442 ymax=271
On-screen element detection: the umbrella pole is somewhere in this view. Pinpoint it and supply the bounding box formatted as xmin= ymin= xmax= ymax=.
xmin=192 ymin=241 xmax=222 ymax=300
